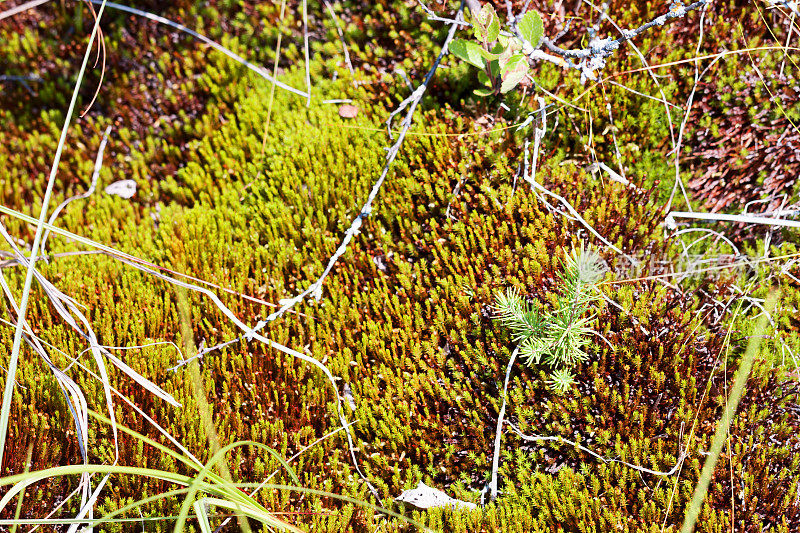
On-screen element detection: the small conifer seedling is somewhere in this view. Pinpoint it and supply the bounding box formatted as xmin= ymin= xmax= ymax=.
xmin=493 ymin=245 xmax=607 ymax=393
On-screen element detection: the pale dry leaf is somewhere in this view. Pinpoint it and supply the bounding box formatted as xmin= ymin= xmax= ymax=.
xmin=105 ymin=179 xmax=137 ymax=199
xmin=395 ymin=481 xmax=477 ymax=510
xmin=343 ymin=382 xmax=357 ymax=410
xmin=338 ymin=104 xmax=359 ymax=118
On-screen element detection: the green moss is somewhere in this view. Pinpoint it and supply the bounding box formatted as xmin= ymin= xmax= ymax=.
xmin=1 ymin=0 xmax=799 ymax=530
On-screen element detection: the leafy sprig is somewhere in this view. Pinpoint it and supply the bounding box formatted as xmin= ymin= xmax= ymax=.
xmin=449 ymin=5 xmax=543 ymax=96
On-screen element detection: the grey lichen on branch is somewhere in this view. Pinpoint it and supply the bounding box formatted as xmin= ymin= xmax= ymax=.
xmin=434 ymin=0 xmax=713 ymax=83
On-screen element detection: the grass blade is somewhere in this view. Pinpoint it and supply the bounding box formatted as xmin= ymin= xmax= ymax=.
xmin=193 ymin=499 xmax=213 ymax=533
xmin=680 ymin=291 xmax=779 ymax=532
xmin=0 ymin=0 xmax=108 ymax=470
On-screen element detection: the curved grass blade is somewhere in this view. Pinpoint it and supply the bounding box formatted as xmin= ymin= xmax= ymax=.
xmin=0 ymin=0 xmax=109 ymax=469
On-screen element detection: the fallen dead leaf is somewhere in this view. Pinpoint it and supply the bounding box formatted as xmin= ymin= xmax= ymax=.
xmin=338 ymin=104 xmax=359 ymax=118
xmin=395 ymin=481 xmax=477 ymax=510
xmin=104 ymin=179 xmax=137 ymax=199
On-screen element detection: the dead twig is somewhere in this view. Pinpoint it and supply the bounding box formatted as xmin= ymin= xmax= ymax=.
xmin=323 ymin=0 xmax=356 ymax=84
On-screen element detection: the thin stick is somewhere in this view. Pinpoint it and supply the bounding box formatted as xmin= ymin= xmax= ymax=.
xmin=303 ymin=0 xmax=312 ymax=106
xmin=0 ymin=0 xmax=49 ymax=21
xmin=244 ymin=0 xmax=288 ymax=198
xmin=240 ymin=1 xmax=467 ymax=338
xmin=779 ymin=7 xmax=796 ymax=75
xmin=507 ymin=422 xmax=686 ymax=476
xmin=488 ymin=347 xmax=519 ymax=501
xmin=526 ymin=169 xmax=631 ymax=260
xmin=665 ymin=3 xmax=714 ymax=214
xmin=542 ymin=0 xmax=712 ymax=59
xmin=666 ymin=211 xmax=800 ymax=229
xmin=42 ymin=126 xmax=112 ymax=253
xmin=323 ymin=0 xmax=356 ymax=83
xmin=86 ymin=0 xmax=308 ymax=98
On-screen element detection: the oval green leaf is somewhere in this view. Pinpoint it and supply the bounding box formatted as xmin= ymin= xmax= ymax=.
xmin=450 ymin=39 xmax=486 ymax=69
xmin=478 ymin=47 xmax=501 ymax=61
xmin=518 ymin=10 xmax=544 ymax=48
xmin=500 ymin=54 xmax=529 ymax=93
xmin=475 ymin=4 xmax=500 ymax=42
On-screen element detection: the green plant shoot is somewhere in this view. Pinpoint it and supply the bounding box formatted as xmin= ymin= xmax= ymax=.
xmin=450 ymin=6 xmax=543 ymax=96
xmin=493 ymin=245 xmax=606 ymax=393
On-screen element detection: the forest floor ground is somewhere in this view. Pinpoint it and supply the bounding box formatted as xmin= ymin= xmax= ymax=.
xmin=1 ymin=0 xmax=800 ymax=531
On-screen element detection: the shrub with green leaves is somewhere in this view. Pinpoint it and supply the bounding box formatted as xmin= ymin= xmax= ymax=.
xmin=493 ymin=245 xmax=607 ymax=392
xmin=449 ymin=4 xmax=543 ymax=96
